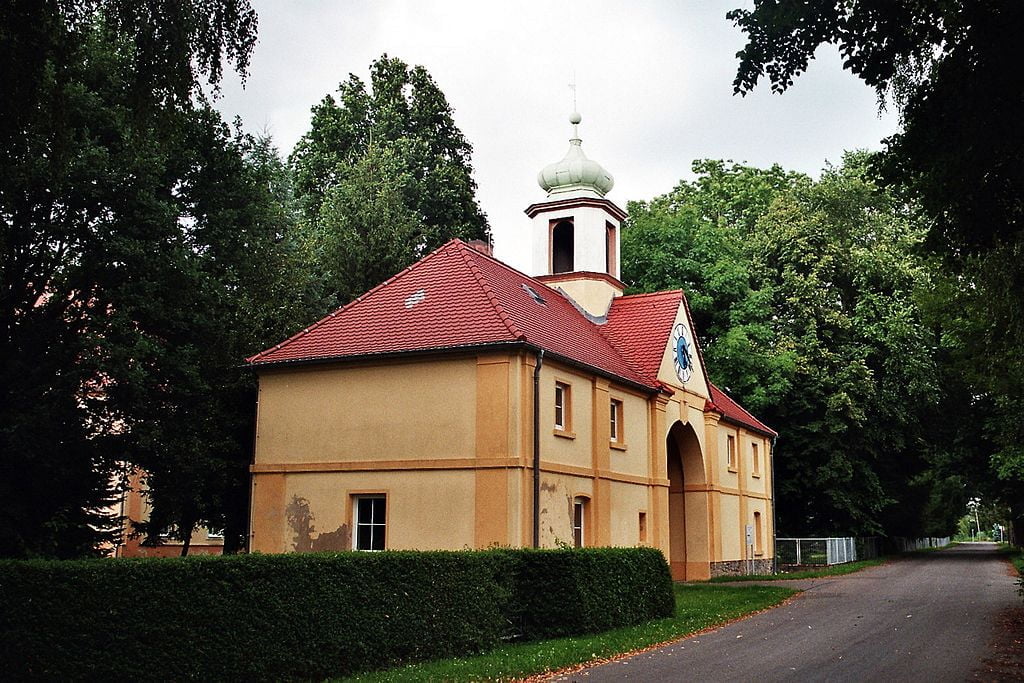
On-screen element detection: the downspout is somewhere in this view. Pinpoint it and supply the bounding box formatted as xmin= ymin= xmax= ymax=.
xmin=533 ymin=349 xmax=544 ymax=548
xmin=770 ymin=435 xmax=778 ymax=574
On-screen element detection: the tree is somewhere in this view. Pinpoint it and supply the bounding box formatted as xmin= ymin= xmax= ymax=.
xmin=290 ymin=55 xmax=490 ymax=309
xmin=623 ymin=154 xmax=944 ymax=535
xmin=728 ymin=0 xmax=1024 ymax=539
xmin=0 ymin=1 xmax=262 ymax=557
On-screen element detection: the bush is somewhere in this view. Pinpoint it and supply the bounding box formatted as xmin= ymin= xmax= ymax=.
xmin=0 ymin=547 xmax=671 ymax=680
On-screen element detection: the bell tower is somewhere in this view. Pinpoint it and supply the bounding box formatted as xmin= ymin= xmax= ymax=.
xmin=525 ymin=112 xmax=626 ymax=318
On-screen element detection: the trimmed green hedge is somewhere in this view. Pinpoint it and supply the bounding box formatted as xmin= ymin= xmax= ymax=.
xmin=0 ymin=547 xmax=672 ymax=680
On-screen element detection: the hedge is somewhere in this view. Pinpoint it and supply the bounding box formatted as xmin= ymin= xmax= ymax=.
xmin=0 ymin=547 xmax=672 ymax=680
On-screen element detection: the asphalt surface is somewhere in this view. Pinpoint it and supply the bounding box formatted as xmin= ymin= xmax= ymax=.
xmin=554 ymin=543 xmax=1018 ymax=682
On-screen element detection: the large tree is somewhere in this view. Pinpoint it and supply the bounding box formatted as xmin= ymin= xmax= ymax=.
xmin=0 ymin=1 xmax=286 ymax=557
xmin=729 ymin=0 xmax=1024 ymax=539
xmin=290 ymin=55 xmax=490 ymax=308
xmin=624 ymin=154 xmax=947 ymax=536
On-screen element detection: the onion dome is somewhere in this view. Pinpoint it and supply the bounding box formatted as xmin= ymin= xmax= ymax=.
xmin=537 ymin=112 xmax=614 ymax=197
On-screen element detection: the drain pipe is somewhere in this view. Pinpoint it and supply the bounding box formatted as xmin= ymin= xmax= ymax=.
xmin=533 ymin=349 xmax=544 ymax=548
xmin=770 ymin=435 xmax=778 ymax=574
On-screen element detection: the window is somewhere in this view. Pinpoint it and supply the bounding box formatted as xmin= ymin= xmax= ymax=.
xmin=754 ymin=511 xmax=763 ymax=555
xmin=605 ymin=222 xmax=617 ymax=275
xmin=638 ymin=511 xmax=647 ymax=544
xmin=554 ymin=382 xmax=571 ymax=433
xmin=727 ymin=435 xmax=737 ymax=471
xmin=751 ymin=442 xmax=760 ymax=477
xmin=354 ymin=496 xmax=386 ymax=551
xmin=551 ymin=220 xmax=574 ymax=273
xmin=610 ymin=399 xmax=623 ymax=443
xmin=573 ymin=497 xmax=587 ymax=548
xmin=206 ymin=527 xmax=224 ymax=539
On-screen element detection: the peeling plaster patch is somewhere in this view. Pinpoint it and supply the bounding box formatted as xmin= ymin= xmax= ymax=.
xmin=286 ymin=496 xmax=351 ymax=552
xmin=540 ymin=481 xmax=558 ymax=493
xmin=286 ymin=495 xmax=315 ymax=552
xmin=311 ymin=524 xmax=351 ymax=551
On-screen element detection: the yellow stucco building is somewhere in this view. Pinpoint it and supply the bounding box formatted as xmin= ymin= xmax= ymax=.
xmin=247 ymin=115 xmax=776 ymax=579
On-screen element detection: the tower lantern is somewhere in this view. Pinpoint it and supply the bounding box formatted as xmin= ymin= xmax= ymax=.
xmin=525 ymin=112 xmax=626 ymax=317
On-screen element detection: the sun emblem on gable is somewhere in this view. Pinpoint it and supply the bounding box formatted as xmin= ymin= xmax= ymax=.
xmin=671 ymin=322 xmax=694 ymax=383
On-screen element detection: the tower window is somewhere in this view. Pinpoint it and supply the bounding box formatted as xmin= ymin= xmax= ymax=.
xmin=551 ymin=220 xmax=574 ymax=273
xmin=606 ymin=222 xmax=617 ymax=276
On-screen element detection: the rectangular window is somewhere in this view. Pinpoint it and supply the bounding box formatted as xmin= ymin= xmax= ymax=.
xmin=754 ymin=511 xmax=763 ymax=555
xmin=727 ymin=435 xmax=737 ymax=470
xmin=752 ymin=442 xmax=760 ymax=477
xmin=605 ymin=222 xmax=617 ymax=275
xmin=206 ymin=527 xmax=224 ymax=539
xmin=573 ymin=498 xmax=585 ymax=548
xmin=638 ymin=511 xmax=647 ymax=543
xmin=610 ymin=399 xmax=622 ymax=442
xmin=354 ymin=496 xmax=386 ymax=551
xmin=554 ymin=382 xmax=571 ymax=432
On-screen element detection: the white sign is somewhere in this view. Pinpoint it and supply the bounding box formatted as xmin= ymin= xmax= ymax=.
xmin=745 ymin=524 xmax=754 ymax=546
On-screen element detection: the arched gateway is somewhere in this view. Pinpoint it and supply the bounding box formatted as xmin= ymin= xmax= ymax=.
xmin=667 ymin=421 xmax=711 ymax=581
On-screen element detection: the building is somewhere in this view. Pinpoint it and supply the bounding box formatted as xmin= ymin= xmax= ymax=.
xmin=246 ymin=114 xmax=776 ymax=579
xmin=114 ymin=468 xmax=224 ymax=557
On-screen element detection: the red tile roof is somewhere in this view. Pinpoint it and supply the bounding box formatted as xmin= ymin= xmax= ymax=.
xmin=247 ymin=240 xmax=654 ymax=389
xmin=601 ymin=290 xmax=683 ymax=381
xmin=248 ymin=238 xmax=775 ymax=435
xmin=707 ymin=383 xmax=777 ymax=437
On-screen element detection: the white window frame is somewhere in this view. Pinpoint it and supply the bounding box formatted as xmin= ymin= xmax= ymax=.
xmin=353 ymin=495 xmax=386 ymax=551
xmin=610 ymin=399 xmax=621 ymax=442
xmin=554 ymin=382 xmax=570 ymax=431
xmin=573 ymin=497 xmax=586 ymax=548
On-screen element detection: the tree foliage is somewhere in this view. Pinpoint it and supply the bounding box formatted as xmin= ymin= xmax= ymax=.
xmin=0 ymin=1 xmax=306 ymax=557
xmin=728 ymin=0 xmax=1024 ymax=539
xmin=290 ymin=55 xmax=490 ymax=308
xmin=624 ymin=154 xmax=950 ymax=535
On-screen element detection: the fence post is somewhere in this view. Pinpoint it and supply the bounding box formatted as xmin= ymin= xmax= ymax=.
xmin=796 ymin=539 xmax=802 ymax=566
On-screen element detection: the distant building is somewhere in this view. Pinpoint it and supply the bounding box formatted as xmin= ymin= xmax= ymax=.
xmin=246 ymin=114 xmax=776 ymax=578
xmin=114 ymin=468 xmax=224 ymax=558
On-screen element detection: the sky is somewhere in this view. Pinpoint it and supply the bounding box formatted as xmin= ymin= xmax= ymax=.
xmin=215 ymin=1 xmax=900 ymax=271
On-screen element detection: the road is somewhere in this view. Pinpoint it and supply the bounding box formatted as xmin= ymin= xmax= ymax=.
xmin=554 ymin=543 xmax=1018 ymax=682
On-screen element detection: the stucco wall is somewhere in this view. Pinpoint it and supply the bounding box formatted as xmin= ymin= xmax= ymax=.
xmin=255 ymin=358 xmax=477 ymax=464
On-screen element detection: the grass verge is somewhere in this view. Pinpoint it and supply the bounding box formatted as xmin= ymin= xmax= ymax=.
xmin=344 ymin=583 xmax=796 ymax=682
xmin=708 ymin=557 xmax=887 ymax=582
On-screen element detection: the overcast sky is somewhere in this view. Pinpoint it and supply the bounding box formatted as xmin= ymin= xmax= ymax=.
xmin=215 ymin=1 xmax=900 ymax=271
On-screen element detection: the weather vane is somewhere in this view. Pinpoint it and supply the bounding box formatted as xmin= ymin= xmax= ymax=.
xmin=569 ymin=71 xmax=580 ymax=137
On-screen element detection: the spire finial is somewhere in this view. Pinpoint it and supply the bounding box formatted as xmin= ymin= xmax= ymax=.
xmin=569 ymin=72 xmax=580 ymax=138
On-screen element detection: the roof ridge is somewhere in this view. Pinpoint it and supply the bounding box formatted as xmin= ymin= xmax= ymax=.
xmin=246 ymin=240 xmax=456 ymax=363
xmin=615 ymin=289 xmax=684 ymax=301
xmin=454 ymin=242 xmax=526 ymax=341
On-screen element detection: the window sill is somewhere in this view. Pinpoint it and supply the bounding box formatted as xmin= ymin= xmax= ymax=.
xmin=553 ymin=429 xmax=576 ymax=440
xmin=610 ymin=441 xmax=628 ymax=451
xmin=754 ymin=551 xmax=764 ymax=557
xmin=727 ymin=466 xmax=738 ymax=474
xmin=752 ymin=473 xmax=761 ymax=479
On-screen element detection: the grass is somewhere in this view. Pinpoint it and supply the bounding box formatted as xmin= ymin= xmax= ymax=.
xmin=708 ymin=556 xmax=887 ymax=582
xmin=344 ymin=583 xmax=796 ymax=682
xmin=997 ymin=543 xmax=1024 ymax=575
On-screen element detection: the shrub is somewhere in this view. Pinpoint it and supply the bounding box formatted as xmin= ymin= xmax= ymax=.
xmin=0 ymin=547 xmax=670 ymax=680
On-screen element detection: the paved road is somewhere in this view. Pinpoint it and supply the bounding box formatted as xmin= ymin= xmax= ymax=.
xmin=555 ymin=543 xmax=1017 ymax=682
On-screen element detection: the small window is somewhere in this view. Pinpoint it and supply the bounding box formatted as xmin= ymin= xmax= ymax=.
xmin=354 ymin=496 xmax=386 ymax=551
xmin=751 ymin=442 xmax=760 ymax=477
xmin=552 ymin=220 xmax=574 ymax=273
xmin=206 ymin=527 xmax=224 ymax=539
xmin=727 ymin=435 xmax=737 ymax=471
xmin=554 ymin=382 xmax=571 ymax=432
xmin=754 ymin=511 xmax=763 ymax=555
xmin=606 ymin=222 xmax=617 ymax=275
xmin=573 ymin=497 xmax=586 ymax=548
xmin=610 ymin=399 xmax=623 ymax=442
xmin=638 ymin=511 xmax=647 ymax=543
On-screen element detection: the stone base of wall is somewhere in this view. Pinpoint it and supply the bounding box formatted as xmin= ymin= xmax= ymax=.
xmin=710 ymin=558 xmax=774 ymax=577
